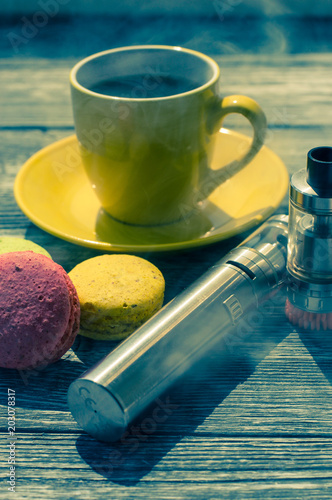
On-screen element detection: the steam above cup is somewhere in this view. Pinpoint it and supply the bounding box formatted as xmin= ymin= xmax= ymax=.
xmin=70 ymin=45 xmax=267 ymax=226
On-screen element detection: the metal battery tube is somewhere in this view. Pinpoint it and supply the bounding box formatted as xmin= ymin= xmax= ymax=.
xmin=67 ymin=215 xmax=288 ymax=442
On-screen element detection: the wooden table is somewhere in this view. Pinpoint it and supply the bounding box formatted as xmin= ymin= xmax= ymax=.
xmin=1 ymin=14 xmax=332 ymax=499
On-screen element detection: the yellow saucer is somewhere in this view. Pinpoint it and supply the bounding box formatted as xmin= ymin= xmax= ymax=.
xmin=14 ymin=129 xmax=288 ymax=253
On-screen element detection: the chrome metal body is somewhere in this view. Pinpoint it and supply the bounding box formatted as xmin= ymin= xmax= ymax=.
xmin=67 ymin=215 xmax=288 ymax=442
xmin=287 ymin=147 xmax=332 ymax=313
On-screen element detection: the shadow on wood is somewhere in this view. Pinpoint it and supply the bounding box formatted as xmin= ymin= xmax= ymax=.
xmin=299 ymin=330 xmax=332 ymax=388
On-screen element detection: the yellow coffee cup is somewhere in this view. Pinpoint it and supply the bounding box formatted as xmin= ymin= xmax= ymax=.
xmin=70 ymin=45 xmax=267 ymax=226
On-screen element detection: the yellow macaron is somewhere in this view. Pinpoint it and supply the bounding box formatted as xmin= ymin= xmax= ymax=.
xmin=68 ymin=254 xmax=165 ymax=340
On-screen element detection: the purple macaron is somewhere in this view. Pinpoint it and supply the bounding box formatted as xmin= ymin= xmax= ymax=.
xmin=0 ymin=251 xmax=80 ymax=370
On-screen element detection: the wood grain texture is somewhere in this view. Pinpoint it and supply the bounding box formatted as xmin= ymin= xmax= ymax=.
xmin=1 ymin=54 xmax=332 ymax=127
xmin=1 ymin=433 xmax=332 ymax=499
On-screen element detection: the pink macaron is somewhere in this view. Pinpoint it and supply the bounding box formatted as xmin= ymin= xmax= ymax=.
xmin=0 ymin=251 xmax=80 ymax=370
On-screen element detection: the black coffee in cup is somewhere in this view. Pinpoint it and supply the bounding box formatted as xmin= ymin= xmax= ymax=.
xmin=90 ymin=74 xmax=198 ymax=99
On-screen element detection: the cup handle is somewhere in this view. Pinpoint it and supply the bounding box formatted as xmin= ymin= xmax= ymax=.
xmin=203 ymin=94 xmax=267 ymax=188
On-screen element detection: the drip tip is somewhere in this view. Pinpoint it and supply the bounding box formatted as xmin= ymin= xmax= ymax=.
xmin=307 ymin=147 xmax=332 ymax=195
